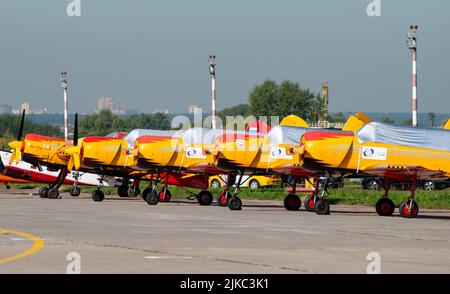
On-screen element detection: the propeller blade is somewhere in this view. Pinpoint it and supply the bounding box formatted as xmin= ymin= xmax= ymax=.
xmin=9 ymin=150 xmax=16 ymax=165
xmin=17 ymin=109 xmax=25 ymax=141
xmin=14 ymin=148 xmax=21 ymax=163
xmin=73 ymin=153 xmax=81 ymax=170
xmin=68 ymin=156 xmax=74 ymax=171
xmin=73 ymin=113 xmax=78 ymax=146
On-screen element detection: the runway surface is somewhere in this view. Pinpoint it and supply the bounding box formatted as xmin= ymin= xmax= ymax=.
xmin=1 ymin=189 xmax=449 ymax=273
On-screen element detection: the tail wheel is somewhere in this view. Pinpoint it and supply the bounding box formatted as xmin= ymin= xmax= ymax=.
xmin=70 ymin=186 xmax=81 ymax=197
xmin=47 ymin=188 xmax=60 ymax=199
xmin=159 ymin=189 xmax=172 ymax=202
xmin=197 ymin=190 xmax=213 ymax=206
xmin=92 ymin=190 xmax=104 ymax=202
xmin=227 ymin=196 xmax=242 ymax=211
xmin=375 ymin=198 xmax=395 ymax=216
xmin=315 ymin=199 xmax=330 ymax=215
xmin=284 ymin=194 xmax=301 ymax=211
xmin=217 ymin=192 xmax=229 ymax=207
xmin=39 ymin=187 xmax=49 ymax=198
xmin=399 ymin=199 xmax=419 ymax=219
xmin=304 ymin=194 xmax=317 ymax=212
xmin=144 ymin=189 xmax=159 ymax=205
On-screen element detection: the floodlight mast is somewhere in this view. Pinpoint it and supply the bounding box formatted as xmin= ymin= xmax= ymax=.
xmin=407 ymin=25 xmax=418 ymax=127
xmin=209 ymin=55 xmax=216 ymax=129
xmin=60 ymin=72 xmax=69 ymax=140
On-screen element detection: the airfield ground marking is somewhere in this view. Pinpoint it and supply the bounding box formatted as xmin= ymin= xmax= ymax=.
xmin=0 ymin=228 xmax=44 ymax=264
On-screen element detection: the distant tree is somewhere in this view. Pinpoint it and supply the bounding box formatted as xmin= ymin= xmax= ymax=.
xmin=402 ymin=118 xmax=412 ymax=126
xmin=428 ymin=112 xmax=436 ymax=128
xmin=328 ymin=112 xmax=346 ymax=123
xmin=217 ymin=104 xmax=249 ymax=121
xmin=248 ymin=80 xmax=320 ymax=121
xmin=380 ymin=117 xmax=395 ymax=125
xmin=0 ymin=114 xmax=62 ymax=139
xmin=79 ymin=110 xmax=170 ymax=137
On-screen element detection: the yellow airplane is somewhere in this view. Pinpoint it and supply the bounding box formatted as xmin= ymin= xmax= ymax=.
xmin=8 ymin=113 xmax=208 ymax=202
xmin=300 ymin=117 xmax=450 ymax=218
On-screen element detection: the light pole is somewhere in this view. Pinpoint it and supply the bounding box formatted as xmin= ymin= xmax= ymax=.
xmin=209 ymin=55 xmax=216 ymax=129
xmin=60 ymin=72 xmax=69 ymax=140
xmin=406 ymin=25 xmax=418 ymax=127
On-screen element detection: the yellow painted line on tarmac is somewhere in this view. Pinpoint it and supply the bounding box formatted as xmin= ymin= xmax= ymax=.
xmin=0 ymin=228 xmax=44 ymax=264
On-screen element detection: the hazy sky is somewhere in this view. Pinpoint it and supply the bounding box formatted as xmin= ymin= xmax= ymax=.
xmin=0 ymin=0 xmax=449 ymax=114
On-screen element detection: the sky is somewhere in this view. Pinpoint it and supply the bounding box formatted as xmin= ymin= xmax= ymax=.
xmin=0 ymin=0 xmax=449 ymax=114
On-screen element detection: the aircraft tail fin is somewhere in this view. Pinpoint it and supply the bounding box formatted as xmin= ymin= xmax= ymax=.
xmin=280 ymin=115 xmax=309 ymax=128
xmin=342 ymin=113 xmax=372 ymax=132
xmin=444 ymin=119 xmax=450 ymax=130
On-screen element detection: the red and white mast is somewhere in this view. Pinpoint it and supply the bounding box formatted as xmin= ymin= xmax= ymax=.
xmin=208 ymin=55 xmax=217 ymax=129
xmin=407 ymin=25 xmax=418 ymax=127
xmin=60 ymin=72 xmax=69 ymax=140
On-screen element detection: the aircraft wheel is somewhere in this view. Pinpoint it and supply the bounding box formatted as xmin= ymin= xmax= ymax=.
xmin=315 ymin=199 xmax=330 ymax=215
xmin=284 ymin=194 xmax=301 ymax=211
xmin=70 ymin=186 xmax=81 ymax=197
xmin=159 ymin=189 xmax=171 ymax=202
xmin=304 ymin=194 xmax=317 ymax=212
xmin=399 ymin=199 xmax=419 ymax=219
xmin=128 ymin=186 xmax=140 ymax=198
xmin=92 ymin=190 xmax=105 ymax=202
xmin=47 ymin=188 xmax=60 ymax=199
xmin=217 ymin=191 xmax=229 ymax=207
xmin=197 ymin=190 xmax=213 ymax=206
xmin=227 ymin=196 xmax=242 ymax=211
xmin=117 ymin=185 xmax=129 ymax=197
xmin=145 ymin=189 xmax=159 ymax=205
xmin=39 ymin=187 xmax=49 ymax=198
xmin=375 ymin=198 xmax=395 ymax=216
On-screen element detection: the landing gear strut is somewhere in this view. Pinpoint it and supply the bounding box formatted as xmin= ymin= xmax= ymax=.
xmin=91 ymin=174 xmax=105 ymax=202
xmin=227 ymin=171 xmax=244 ymax=211
xmin=44 ymin=168 xmax=68 ymax=199
xmin=315 ymin=174 xmax=331 ymax=215
xmin=399 ymin=178 xmax=419 ymax=218
xmin=142 ymin=172 xmax=160 ymax=205
xmin=304 ymin=177 xmax=320 ymax=212
xmin=70 ymin=171 xmax=81 ymax=197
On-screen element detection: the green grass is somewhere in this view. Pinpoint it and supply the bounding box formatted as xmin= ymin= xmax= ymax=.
xmin=7 ymin=183 xmax=450 ymax=209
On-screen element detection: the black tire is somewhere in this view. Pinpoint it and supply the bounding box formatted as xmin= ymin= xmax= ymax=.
xmin=39 ymin=187 xmax=49 ymax=198
xmin=227 ymin=196 xmax=242 ymax=211
xmin=117 ymin=185 xmax=129 ymax=197
xmin=210 ymin=179 xmax=221 ymax=189
xmin=249 ymin=179 xmax=260 ymax=190
xmin=284 ymin=194 xmax=301 ymax=211
xmin=366 ymin=179 xmax=381 ymax=190
xmin=92 ymin=190 xmax=105 ymax=202
xmin=141 ymin=187 xmax=151 ymax=200
xmin=399 ymin=200 xmax=419 ymax=218
xmin=70 ymin=186 xmax=81 ymax=197
xmin=197 ymin=190 xmax=213 ymax=206
xmin=128 ymin=186 xmax=140 ymax=198
xmin=145 ymin=189 xmax=159 ymax=205
xmin=422 ymin=181 xmax=435 ymax=191
xmin=315 ymin=199 xmax=330 ymax=215
xmin=159 ymin=189 xmax=172 ymax=202
xmin=304 ymin=194 xmax=317 ymax=212
xmin=375 ymin=198 xmax=395 ymax=216
xmin=47 ymin=188 xmax=60 ymax=199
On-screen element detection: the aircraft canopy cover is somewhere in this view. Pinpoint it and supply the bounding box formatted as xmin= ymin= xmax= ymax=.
xmin=356 ymin=122 xmax=450 ymax=151
xmin=125 ymin=129 xmax=178 ymax=148
xmin=266 ymin=126 xmax=308 ymax=146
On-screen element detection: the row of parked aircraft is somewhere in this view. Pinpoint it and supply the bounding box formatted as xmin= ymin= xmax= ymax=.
xmin=4 ymin=111 xmax=450 ymax=218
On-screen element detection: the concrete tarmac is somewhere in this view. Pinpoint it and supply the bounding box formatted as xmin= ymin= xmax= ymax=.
xmin=1 ymin=189 xmax=449 ymax=274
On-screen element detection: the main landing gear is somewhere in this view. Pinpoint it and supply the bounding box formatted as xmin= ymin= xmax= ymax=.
xmin=375 ymin=178 xmax=419 ymax=218
xmin=225 ymin=172 xmax=244 ymax=211
xmin=91 ymin=175 xmax=105 ymax=202
xmin=39 ymin=168 xmax=69 ymax=199
xmin=283 ymin=177 xmax=301 ymax=211
xmin=142 ymin=172 xmax=160 ymax=205
xmin=69 ymin=171 xmax=81 ymax=197
xmin=314 ymin=175 xmax=331 ymax=215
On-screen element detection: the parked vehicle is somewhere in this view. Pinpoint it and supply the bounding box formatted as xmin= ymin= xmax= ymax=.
xmin=209 ymin=175 xmax=281 ymax=190
xmin=361 ymin=177 xmax=450 ymax=191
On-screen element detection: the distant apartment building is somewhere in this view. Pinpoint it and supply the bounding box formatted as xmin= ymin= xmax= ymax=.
xmin=97 ymin=96 xmax=125 ymax=115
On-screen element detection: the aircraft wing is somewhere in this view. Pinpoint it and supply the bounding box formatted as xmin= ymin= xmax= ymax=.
xmin=361 ymin=164 xmax=448 ymax=181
